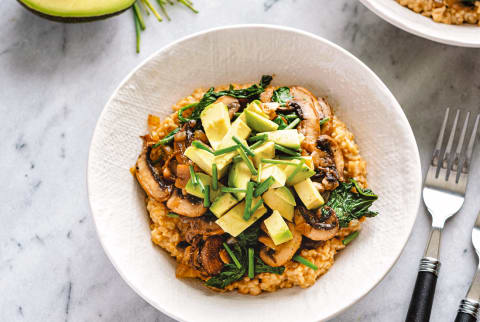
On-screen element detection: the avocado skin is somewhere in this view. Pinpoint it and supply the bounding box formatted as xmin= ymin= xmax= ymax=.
xmin=17 ymin=0 xmax=132 ymax=23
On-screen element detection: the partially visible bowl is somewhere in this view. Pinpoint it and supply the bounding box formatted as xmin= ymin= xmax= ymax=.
xmin=87 ymin=25 xmax=422 ymax=322
xmin=359 ymin=0 xmax=480 ymax=47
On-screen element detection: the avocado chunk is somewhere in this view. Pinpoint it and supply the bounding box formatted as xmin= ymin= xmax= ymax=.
xmin=19 ymin=0 xmax=135 ymax=22
xmin=258 ymin=163 xmax=286 ymax=188
xmin=283 ymin=159 xmax=316 ymax=186
xmin=274 ymin=186 xmax=296 ymax=206
xmin=260 ymin=130 xmax=301 ymax=149
xmin=185 ymin=173 xmax=222 ymax=202
xmin=200 ymin=102 xmax=231 ymax=150
xmin=216 ymin=197 xmax=266 ymax=237
xmin=214 ymin=118 xmax=251 ymax=169
xmin=252 ymin=141 xmax=275 ymax=168
xmin=245 ymin=101 xmax=269 ymax=118
xmin=210 ymin=193 xmax=239 ymax=218
xmin=184 ymin=146 xmax=228 ymax=178
xmin=228 ymin=159 xmax=252 ymax=200
xmin=245 ymin=110 xmax=279 ymax=132
xmin=264 ymin=210 xmax=293 ymax=245
xmin=294 ymin=178 xmax=325 ymax=210
xmin=262 ymin=188 xmax=294 ymax=221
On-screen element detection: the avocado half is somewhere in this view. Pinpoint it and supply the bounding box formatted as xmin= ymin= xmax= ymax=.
xmin=18 ymin=0 xmax=136 ymax=22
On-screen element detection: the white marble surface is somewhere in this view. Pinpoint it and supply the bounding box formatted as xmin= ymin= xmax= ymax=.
xmin=1 ymin=1 xmax=479 ymax=321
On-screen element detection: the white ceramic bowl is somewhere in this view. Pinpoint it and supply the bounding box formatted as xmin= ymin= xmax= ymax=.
xmin=359 ymin=0 xmax=480 ymax=47
xmin=87 ymin=25 xmax=422 ymax=322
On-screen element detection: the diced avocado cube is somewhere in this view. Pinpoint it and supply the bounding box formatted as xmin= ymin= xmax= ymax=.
xmin=260 ymin=130 xmax=301 ymax=149
xmin=215 ymin=197 xmax=266 ymax=237
xmin=274 ymin=186 xmax=296 ymax=206
xmin=264 ymin=210 xmax=293 ymax=245
xmin=185 ymin=173 xmax=222 ymax=201
xmin=245 ymin=101 xmax=269 ymax=118
xmin=214 ymin=118 xmax=252 ymax=169
xmin=228 ymin=159 xmax=251 ymax=200
xmin=200 ymin=102 xmax=231 ymax=150
xmin=184 ymin=146 xmax=228 ymax=178
xmin=258 ymin=163 xmax=286 ymax=188
xmin=245 ymin=110 xmax=279 ymax=132
xmin=210 ymin=193 xmax=239 ymax=218
xmin=262 ymin=188 xmax=294 ymax=221
xmin=252 ymin=141 xmax=275 ymax=168
xmin=294 ymin=178 xmax=324 ymax=210
xmin=283 ymin=159 xmax=316 ymax=186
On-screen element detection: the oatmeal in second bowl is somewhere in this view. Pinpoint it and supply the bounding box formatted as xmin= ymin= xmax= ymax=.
xmin=360 ymin=0 xmax=480 ymax=47
xmin=88 ymin=25 xmax=421 ymax=322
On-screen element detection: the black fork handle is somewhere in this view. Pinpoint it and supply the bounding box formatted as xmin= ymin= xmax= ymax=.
xmin=406 ymin=258 xmax=440 ymax=322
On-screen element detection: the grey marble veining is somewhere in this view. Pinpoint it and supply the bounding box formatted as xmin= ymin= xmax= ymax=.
xmin=1 ymin=0 xmax=479 ymax=321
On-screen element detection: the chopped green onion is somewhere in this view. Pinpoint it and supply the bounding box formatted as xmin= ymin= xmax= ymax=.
xmin=192 ymin=141 xmax=213 ymax=153
xmin=197 ymin=176 xmax=205 ymax=193
xmin=232 ymin=155 xmax=242 ymax=163
xmin=343 ymin=231 xmax=359 ymax=245
xmin=293 ymin=255 xmax=318 ymax=270
xmin=273 ymin=116 xmax=287 ymax=130
xmin=285 ymin=118 xmax=300 ymax=129
xmin=285 ymin=113 xmax=298 ymax=120
xmin=274 ymin=144 xmax=301 ymax=156
xmin=178 ymin=0 xmax=199 ymax=13
xmin=261 ymin=159 xmax=298 ymax=166
xmin=278 ymin=156 xmax=304 ymax=160
xmin=248 ymin=248 xmax=254 ymax=279
xmin=223 ymin=243 xmax=242 ymax=269
xmin=153 ymin=128 xmax=180 ymax=148
xmin=253 ymin=176 xmax=275 ymax=197
xmin=203 ymin=185 xmax=210 ymax=207
xmin=132 ymin=3 xmax=146 ymax=30
xmin=248 ymin=134 xmax=268 ymax=143
xmin=243 ymin=182 xmax=254 ymax=220
xmin=319 ymin=117 xmax=330 ymax=127
xmin=286 ymin=159 xmax=306 ymax=183
xmin=177 ymin=103 xmax=198 ymax=123
xmin=189 ymin=165 xmax=198 ymax=185
xmin=133 ymin=10 xmax=141 ymax=53
xmin=213 ymin=144 xmax=239 ymax=156
xmin=167 ymin=212 xmax=179 ymax=218
xmin=250 ymin=198 xmax=263 ymax=214
xmin=155 ymin=0 xmax=170 ymax=20
xmin=250 ymin=140 xmax=266 ymax=150
xmin=220 ymin=187 xmax=247 ymax=193
xmin=212 ymin=164 xmax=218 ymax=191
xmin=232 ymin=136 xmax=255 ymax=157
xmin=238 ymin=148 xmax=257 ymax=175
xmin=143 ymin=0 xmax=163 ymax=21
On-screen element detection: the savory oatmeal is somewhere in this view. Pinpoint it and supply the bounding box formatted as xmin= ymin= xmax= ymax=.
xmin=133 ymin=76 xmax=379 ymax=295
xmin=397 ymin=0 xmax=480 ymax=25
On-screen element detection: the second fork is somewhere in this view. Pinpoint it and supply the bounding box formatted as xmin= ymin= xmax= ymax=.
xmin=405 ymin=108 xmax=479 ymax=322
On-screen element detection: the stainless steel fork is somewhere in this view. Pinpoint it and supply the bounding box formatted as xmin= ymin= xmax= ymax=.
xmin=406 ymin=108 xmax=480 ymax=322
xmin=454 ymin=212 xmax=480 ymax=322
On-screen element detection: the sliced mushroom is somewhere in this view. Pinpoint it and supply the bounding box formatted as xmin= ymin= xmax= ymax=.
xmin=316 ymin=135 xmax=344 ymax=181
xmin=135 ymin=145 xmax=172 ymax=202
xmin=199 ymin=235 xmax=225 ymax=275
xmin=176 ymin=215 xmax=224 ymax=243
xmin=166 ymin=189 xmax=207 ymax=217
xmin=318 ymin=97 xmax=333 ymax=134
xmin=260 ymin=86 xmax=274 ymax=103
xmin=259 ymin=223 xmax=302 ymax=267
xmin=215 ymin=96 xmax=241 ymax=120
xmin=294 ymin=206 xmax=339 ymax=241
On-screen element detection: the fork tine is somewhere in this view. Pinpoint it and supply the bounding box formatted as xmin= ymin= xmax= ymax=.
xmin=432 ymin=108 xmax=450 ymax=167
xmin=462 ymin=113 xmax=480 ymax=174
xmin=441 ymin=109 xmax=460 ymax=170
xmin=452 ymin=112 xmax=470 ymax=172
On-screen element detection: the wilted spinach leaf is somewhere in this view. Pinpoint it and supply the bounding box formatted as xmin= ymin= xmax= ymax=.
xmin=326 ymin=179 xmax=378 ymax=228
xmin=272 ymin=87 xmax=292 ymax=105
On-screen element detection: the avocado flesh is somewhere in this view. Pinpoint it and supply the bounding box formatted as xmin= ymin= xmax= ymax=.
xmin=264 ymin=210 xmax=293 ymax=245
xmin=19 ymin=0 xmax=135 ymax=21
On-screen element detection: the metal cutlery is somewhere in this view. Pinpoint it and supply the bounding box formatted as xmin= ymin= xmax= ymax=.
xmin=454 ymin=212 xmax=480 ymax=322
xmin=406 ymin=108 xmax=479 ymax=322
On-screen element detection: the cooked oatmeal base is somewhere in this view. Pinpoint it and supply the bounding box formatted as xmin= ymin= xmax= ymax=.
xmin=143 ymin=84 xmax=368 ymax=295
xmin=397 ymin=0 xmax=480 ymax=25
